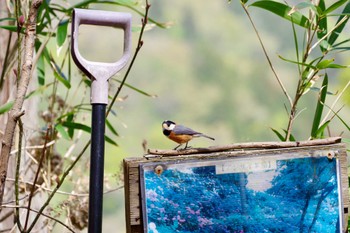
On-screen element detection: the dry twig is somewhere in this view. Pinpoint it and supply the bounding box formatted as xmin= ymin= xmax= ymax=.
xmin=147 ymin=137 xmax=341 ymax=156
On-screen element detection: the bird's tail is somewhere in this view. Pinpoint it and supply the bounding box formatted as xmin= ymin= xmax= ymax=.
xmin=199 ymin=134 xmax=215 ymax=141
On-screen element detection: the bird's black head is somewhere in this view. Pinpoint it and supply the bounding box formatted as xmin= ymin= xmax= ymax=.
xmin=162 ymin=120 xmax=176 ymax=136
xmin=162 ymin=120 xmax=176 ymax=128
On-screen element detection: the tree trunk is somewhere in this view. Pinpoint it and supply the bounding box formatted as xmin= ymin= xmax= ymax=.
xmin=0 ymin=2 xmax=46 ymax=232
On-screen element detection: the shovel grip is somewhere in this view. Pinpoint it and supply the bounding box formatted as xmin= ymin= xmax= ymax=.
xmin=71 ymin=9 xmax=132 ymax=104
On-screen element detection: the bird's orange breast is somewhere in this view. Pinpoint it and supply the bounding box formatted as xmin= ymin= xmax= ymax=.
xmin=168 ymin=131 xmax=193 ymax=144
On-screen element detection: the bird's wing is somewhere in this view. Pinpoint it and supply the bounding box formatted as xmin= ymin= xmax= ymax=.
xmin=173 ymin=124 xmax=200 ymax=135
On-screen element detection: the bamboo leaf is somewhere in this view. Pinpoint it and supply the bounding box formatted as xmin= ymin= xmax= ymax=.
xmin=311 ymin=74 xmax=328 ymax=138
xmin=314 ymin=120 xmax=330 ymax=138
xmin=250 ymin=1 xmax=310 ymax=28
xmin=323 ymin=0 xmax=348 ymax=15
xmin=105 ymin=136 xmax=118 ymax=146
xmin=66 ymin=114 xmax=74 ymax=138
xmin=325 ymin=105 xmax=350 ymax=132
xmin=0 ymin=102 xmax=13 ymax=114
xmin=326 ymin=63 xmax=348 ymax=68
xmin=62 ymin=121 xmax=118 ymax=146
xmin=57 ymin=19 xmax=69 ymax=47
xmin=282 ymin=129 xmax=296 ymax=141
xmin=328 ymin=1 xmax=350 ymax=46
xmin=0 ymin=25 xmax=23 ymax=33
xmin=50 ymin=61 xmax=71 ymax=89
xmin=0 ymin=83 xmax=52 ymax=114
xmin=334 ymin=112 xmax=350 ymax=132
xmin=62 ymin=121 xmax=90 ymax=132
xmin=106 ymin=119 xmax=119 ymax=136
xmin=37 ymin=53 xmax=45 ymax=85
xmin=317 ymin=0 xmax=327 ymax=52
xmin=55 ymin=123 xmax=71 ymax=140
xmin=112 ymin=79 xmax=157 ymax=97
xmin=270 ymin=128 xmax=285 ymax=141
xmin=278 ymin=55 xmax=317 ymax=69
xmin=0 ymin=17 xmax=16 ymax=23
xmin=316 ymin=59 xmax=334 ymax=69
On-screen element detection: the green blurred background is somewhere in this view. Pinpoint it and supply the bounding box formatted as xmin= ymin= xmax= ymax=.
xmin=49 ymin=0 xmax=350 ymax=232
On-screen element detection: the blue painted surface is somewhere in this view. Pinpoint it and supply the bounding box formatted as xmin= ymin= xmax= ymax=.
xmin=142 ymin=156 xmax=341 ymax=233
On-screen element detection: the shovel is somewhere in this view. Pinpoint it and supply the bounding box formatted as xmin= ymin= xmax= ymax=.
xmin=71 ymin=8 xmax=131 ymax=233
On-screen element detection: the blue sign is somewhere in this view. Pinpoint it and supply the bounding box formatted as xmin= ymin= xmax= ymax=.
xmin=140 ymin=151 xmax=343 ymax=233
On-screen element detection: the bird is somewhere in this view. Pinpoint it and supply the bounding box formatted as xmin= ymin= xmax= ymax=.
xmin=162 ymin=120 xmax=215 ymax=150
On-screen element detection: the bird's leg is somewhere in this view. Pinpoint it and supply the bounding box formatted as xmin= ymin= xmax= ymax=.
xmin=174 ymin=144 xmax=181 ymax=150
xmin=184 ymin=142 xmax=189 ymax=149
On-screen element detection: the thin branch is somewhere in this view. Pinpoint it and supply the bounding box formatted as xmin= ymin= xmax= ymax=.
xmin=25 ymin=141 xmax=90 ymax=233
xmin=15 ymin=119 xmax=23 ymax=231
xmin=1 ymin=205 xmax=75 ymax=233
xmin=23 ymin=125 xmax=51 ymax=231
xmin=240 ymin=3 xmax=292 ymax=106
xmin=319 ymin=80 xmax=350 ymax=127
xmin=10 ymin=140 xmax=56 ymax=155
xmin=24 ymin=1 xmax=150 ymax=231
xmin=147 ymin=137 xmax=342 ymax=156
xmin=6 ymin=178 xmax=124 ymax=197
xmin=106 ymin=0 xmax=151 ymax=117
xmin=308 ymin=16 xmax=349 ymax=55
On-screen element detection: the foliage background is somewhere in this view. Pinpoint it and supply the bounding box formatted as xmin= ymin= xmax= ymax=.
xmin=0 ymin=0 xmax=349 ymax=232
xmin=85 ymin=1 xmax=350 ymax=232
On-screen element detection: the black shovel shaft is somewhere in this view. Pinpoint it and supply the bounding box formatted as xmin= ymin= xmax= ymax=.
xmin=88 ymin=104 xmax=106 ymax=233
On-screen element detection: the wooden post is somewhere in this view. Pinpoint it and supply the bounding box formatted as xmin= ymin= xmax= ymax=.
xmin=124 ymin=139 xmax=348 ymax=232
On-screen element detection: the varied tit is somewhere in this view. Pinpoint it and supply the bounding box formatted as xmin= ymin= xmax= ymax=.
xmin=162 ymin=120 xmax=215 ymax=150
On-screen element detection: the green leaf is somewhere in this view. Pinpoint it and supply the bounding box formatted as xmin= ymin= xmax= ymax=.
xmin=55 ymin=123 xmax=71 ymax=140
xmin=0 ymin=17 xmax=16 ymax=23
xmin=62 ymin=121 xmax=118 ymax=146
xmin=106 ymin=118 xmax=119 ymax=136
xmin=323 ymin=0 xmax=348 ymax=15
xmin=105 ymin=136 xmax=118 ymax=146
xmin=270 ymin=128 xmax=285 ymax=141
xmin=66 ymin=113 xmax=75 ymax=138
xmin=250 ymin=1 xmax=310 ymax=28
xmin=50 ymin=61 xmax=71 ymax=89
xmin=0 ymin=83 xmax=52 ymax=114
xmin=37 ymin=54 xmax=45 ymax=85
xmin=325 ymin=105 xmax=350 ymax=132
xmin=62 ymin=121 xmax=90 ymax=132
xmin=57 ymin=19 xmax=69 ymax=47
xmin=326 ymin=63 xmax=348 ymax=68
xmin=278 ymin=55 xmax=317 ymax=69
xmin=0 ymin=102 xmax=13 ymax=114
xmin=112 ymin=79 xmax=157 ymax=97
xmin=334 ymin=112 xmax=350 ymax=132
xmin=311 ymin=74 xmax=328 ymax=138
xmin=0 ymin=25 xmax=23 ymax=33
xmin=316 ymin=0 xmax=327 ymax=52
xmin=328 ymin=1 xmax=350 ymax=46
xmin=316 ymin=59 xmax=334 ymax=69
xmin=314 ymin=120 xmax=330 ymax=138
xmin=282 ymin=129 xmax=296 ymax=141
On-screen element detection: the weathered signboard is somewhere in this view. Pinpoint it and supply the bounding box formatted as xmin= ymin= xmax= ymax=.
xmin=124 ymin=138 xmax=348 ymax=233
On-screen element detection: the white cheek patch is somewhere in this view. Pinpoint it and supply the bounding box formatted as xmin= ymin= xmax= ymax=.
xmin=162 ymin=123 xmax=168 ymax=130
xmin=168 ymin=124 xmax=175 ymax=130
